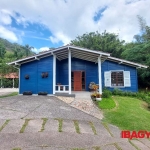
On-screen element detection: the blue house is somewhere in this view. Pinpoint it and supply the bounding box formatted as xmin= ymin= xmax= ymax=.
xmin=8 ymin=46 xmax=148 ymax=95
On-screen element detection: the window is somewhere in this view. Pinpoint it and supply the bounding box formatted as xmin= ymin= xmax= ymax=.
xmin=111 ymin=71 xmax=124 ymax=86
xmin=104 ymin=71 xmax=131 ymax=87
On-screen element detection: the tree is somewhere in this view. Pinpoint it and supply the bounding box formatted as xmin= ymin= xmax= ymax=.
xmin=13 ymin=43 xmax=24 ymax=60
xmin=134 ymin=15 xmax=150 ymax=43
xmin=0 ymin=42 xmax=6 ymax=58
xmin=122 ymin=16 xmax=150 ymax=87
xmin=70 ymin=31 xmax=125 ymax=57
xmin=24 ymin=44 xmax=34 ymax=57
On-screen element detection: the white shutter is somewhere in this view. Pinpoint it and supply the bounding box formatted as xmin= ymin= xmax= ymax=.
xmin=104 ymin=71 xmax=111 ymax=87
xmin=124 ymin=71 xmax=131 ymax=87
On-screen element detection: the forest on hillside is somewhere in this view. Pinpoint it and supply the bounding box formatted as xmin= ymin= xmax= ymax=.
xmin=0 ymin=16 xmax=149 ymax=88
xmin=0 ymin=39 xmax=35 ymax=75
xmin=0 ymin=39 xmax=35 ymax=87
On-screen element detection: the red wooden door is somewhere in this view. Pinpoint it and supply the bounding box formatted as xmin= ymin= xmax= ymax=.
xmin=74 ymin=71 xmax=82 ymax=91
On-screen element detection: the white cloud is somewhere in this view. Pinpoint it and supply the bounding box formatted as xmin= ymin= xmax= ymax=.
xmin=0 ymin=26 xmax=18 ymax=42
xmin=50 ymin=32 xmax=70 ymax=45
xmin=0 ymin=0 xmax=150 ymax=45
xmin=0 ymin=9 xmax=12 ymax=25
xmin=49 ymin=36 xmax=60 ymax=44
xmin=32 ymin=47 xmax=49 ymax=53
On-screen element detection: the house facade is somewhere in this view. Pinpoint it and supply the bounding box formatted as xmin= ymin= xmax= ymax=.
xmin=8 ymin=46 xmax=148 ymax=95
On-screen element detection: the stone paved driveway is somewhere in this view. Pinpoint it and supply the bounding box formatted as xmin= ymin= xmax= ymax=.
xmin=0 ymin=95 xmax=149 ymax=150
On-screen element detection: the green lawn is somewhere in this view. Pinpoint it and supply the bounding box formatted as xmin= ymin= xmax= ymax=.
xmin=0 ymin=92 xmax=18 ymax=98
xmin=101 ymin=96 xmax=150 ymax=131
xmin=97 ymin=97 xmax=116 ymax=109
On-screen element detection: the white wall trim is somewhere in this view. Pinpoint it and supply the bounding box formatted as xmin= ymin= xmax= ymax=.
xmin=19 ymin=68 xmax=20 ymax=94
xmin=53 ymin=55 xmax=56 ymax=94
xmin=98 ymin=56 xmax=102 ymax=94
xmin=68 ymin=49 xmax=71 ymax=94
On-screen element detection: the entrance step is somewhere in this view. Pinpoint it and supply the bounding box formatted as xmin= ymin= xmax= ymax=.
xmin=55 ymin=93 xmax=75 ymax=97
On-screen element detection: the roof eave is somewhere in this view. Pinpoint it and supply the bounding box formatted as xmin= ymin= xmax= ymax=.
xmin=108 ymin=56 xmax=148 ymax=69
xmin=68 ymin=45 xmax=110 ymax=56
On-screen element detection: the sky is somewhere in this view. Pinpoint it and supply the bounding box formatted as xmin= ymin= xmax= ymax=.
xmin=0 ymin=0 xmax=149 ymax=53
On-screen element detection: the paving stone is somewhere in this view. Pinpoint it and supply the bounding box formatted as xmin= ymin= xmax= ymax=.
xmin=93 ymin=122 xmax=111 ymax=138
xmin=101 ymin=144 xmax=118 ymax=150
xmin=62 ymin=120 xmax=76 ymax=133
xmin=139 ymin=139 xmax=150 ymax=148
xmin=79 ymin=121 xmax=94 ymax=134
xmin=117 ymin=141 xmax=136 ymax=150
xmin=44 ymin=119 xmax=58 ymax=132
xmin=3 ymin=100 xmax=43 ymax=113
xmin=25 ymin=119 xmax=43 ymax=133
xmin=0 ymin=109 xmax=26 ymax=119
xmin=131 ymin=139 xmax=150 ymax=150
xmin=1 ymin=119 xmax=24 ymax=133
xmin=107 ymin=124 xmax=121 ymax=138
xmin=0 ymin=98 xmax=18 ymax=105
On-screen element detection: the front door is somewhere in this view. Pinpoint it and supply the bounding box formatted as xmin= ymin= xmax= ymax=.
xmin=74 ymin=71 xmax=82 ymax=91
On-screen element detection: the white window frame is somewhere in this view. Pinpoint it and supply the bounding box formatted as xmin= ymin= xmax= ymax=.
xmin=104 ymin=70 xmax=131 ymax=88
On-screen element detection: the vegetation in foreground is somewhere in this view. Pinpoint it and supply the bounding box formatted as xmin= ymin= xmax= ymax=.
xmin=0 ymin=92 xmax=18 ymax=98
xmin=94 ymin=88 xmax=150 ymax=131
xmin=101 ymin=96 xmax=150 ymax=131
xmin=96 ymin=97 xmax=116 ymax=109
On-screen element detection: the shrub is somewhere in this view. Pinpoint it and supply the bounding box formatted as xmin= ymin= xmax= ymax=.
xmin=112 ymin=88 xmax=123 ymax=95
xmin=14 ymin=79 xmax=19 ymax=88
xmin=131 ymin=92 xmax=137 ymax=97
xmin=23 ymin=91 xmax=32 ymax=95
xmin=127 ymin=92 xmax=132 ymax=97
xmin=137 ymin=92 xmax=145 ymax=100
xmin=38 ymin=92 xmax=48 ymax=95
xmin=102 ymin=89 xmax=112 ymax=98
xmin=3 ymin=78 xmax=12 ymax=88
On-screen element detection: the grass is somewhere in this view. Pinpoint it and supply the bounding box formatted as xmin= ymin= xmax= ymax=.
xmin=101 ymin=122 xmax=113 ymax=137
xmin=102 ymin=96 xmax=150 ymax=131
xmin=97 ymin=97 xmax=116 ymax=109
xmin=55 ymin=118 xmax=63 ymax=132
xmin=0 ymin=92 xmax=18 ymax=98
xmin=73 ymin=120 xmax=80 ymax=134
xmin=20 ymin=119 xmax=30 ymax=133
xmin=40 ymin=118 xmax=48 ymax=132
xmin=12 ymin=148 xmax=21 ymax=150
xmin=71 ymin=148 xmax=85 ymax=150
xmin=129 ymin=140 xmax=140 ymax=150
xmin=0 ymin=120 xmax=10 ymax=132
xmin=89 ymin=122 xmax=97 ymax=135
xmin=114 ymin=143 xmax=122 ymax=150
xmin=92 ymin=147 xmax=100 ymax=150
